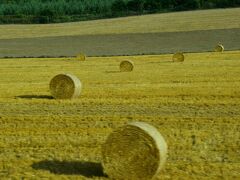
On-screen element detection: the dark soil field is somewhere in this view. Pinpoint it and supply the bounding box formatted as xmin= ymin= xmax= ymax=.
xmin=0 ymin=28 xmax=239 ymax=57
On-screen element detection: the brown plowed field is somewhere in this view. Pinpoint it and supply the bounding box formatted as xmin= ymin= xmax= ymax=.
xmin=0 ymin=28 xmax=239 ymax=57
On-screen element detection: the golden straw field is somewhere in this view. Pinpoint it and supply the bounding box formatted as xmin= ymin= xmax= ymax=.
xmin=0 ymin=8 xmax=239 ymax=40
xmin=0 ymin=51 xmax=240 ymax=179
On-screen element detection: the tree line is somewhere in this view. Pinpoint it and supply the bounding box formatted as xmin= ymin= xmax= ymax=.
xmin=0 ymin=0 xmax=239 ymax=24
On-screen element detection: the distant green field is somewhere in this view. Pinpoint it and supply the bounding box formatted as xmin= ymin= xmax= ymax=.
xmin=0 ymin=0 xmax=238 ymax=24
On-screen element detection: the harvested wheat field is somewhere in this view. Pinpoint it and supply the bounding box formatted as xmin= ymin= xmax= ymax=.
xmin=0 ymin=51 xmax=240 ymax=179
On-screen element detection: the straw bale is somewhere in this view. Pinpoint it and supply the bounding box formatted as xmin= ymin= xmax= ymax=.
xmin=214 ymin=44 xmax=224 ymax=52
xmin=172 ymin=52 xmax=184 ymax=62
xmin=102 ymin=122 xmax=167 ymax=180
xmin=120 ymin=60 xmax=134 ymax=72
xmin=49 ymin=74 xmax=82 ymax=99
xmin=76 ymin=54 xmax=86 ymax=61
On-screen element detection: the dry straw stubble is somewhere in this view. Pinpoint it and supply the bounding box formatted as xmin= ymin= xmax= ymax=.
xmin=49 ymin=74 xmax=82 ymax=99
xmin=120 ymin=60 xmax=134 ymax=72
xmin=172 ymin=52 xmax=184 ymax=62
xmin=102 ymin=122 xmax=167 ymax=180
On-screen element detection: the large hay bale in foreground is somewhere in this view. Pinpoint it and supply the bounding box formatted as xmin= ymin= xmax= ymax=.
xmin=76 ymin=54 xmax=86 ymax=61
xmin=49 ymin=74 xmax=82 ymax=99
xmin=214 ymin=44 xmax=224 ymax=52
xmin=102 ymin=122 xmax=167 ymax=180
xmin=172 ymin=52 xmax=184 ymax=62
xmin=120 ymin=60 xmax=134 ymax=72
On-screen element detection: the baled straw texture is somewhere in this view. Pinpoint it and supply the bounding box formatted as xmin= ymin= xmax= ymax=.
xmin=120 ymin=60 xmax=134 ymax=72
xmin=76 ymin=54 xmax=86 ymax=61
xmin=214 ymin=44 xmax=224 ymax=52
xmin=172 ymin=52 xmax=184 ymax=62
xmin=49 ymin=74 xmax=82 ymax=99
xmin=102 ymin=122 xmax=167 ymax=180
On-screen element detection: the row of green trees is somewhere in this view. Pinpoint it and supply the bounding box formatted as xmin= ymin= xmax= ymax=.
xmin=0 ymin=0 xmax=239 ymax=24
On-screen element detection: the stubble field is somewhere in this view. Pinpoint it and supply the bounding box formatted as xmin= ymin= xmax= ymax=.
xmin=0 ymin=51 xmax=239 ymax=179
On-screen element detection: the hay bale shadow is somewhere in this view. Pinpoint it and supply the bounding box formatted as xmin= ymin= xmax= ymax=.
xmin=31 ymin=160 xmax=107 ymax=178
xmin=148 ymin=61 xmax=172 ymax=64
xmin=16 ymin=95 xmax=53 ymax=99
xmin=105 ymin=70 xmax=121 ymax=73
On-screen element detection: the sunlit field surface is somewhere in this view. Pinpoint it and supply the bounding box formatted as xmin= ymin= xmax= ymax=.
xmin=0 ymin=51 xmax=240 ymax=179
xmin=0 ymin=8 xmax=239 ymax=39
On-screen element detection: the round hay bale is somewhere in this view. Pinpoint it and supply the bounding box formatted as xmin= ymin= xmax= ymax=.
xmin=49 ymin=74 xmax=82 ymax=99
xmin=102 ymin=122 xmax=167 ymax=180
xmin=214 ymin=44 xmax=224 ymax=52
xmin=172 ymin=52 xmax=184 ymax=62
xmin=120 ymin=60 xmax=134 ymax=72
xmin=76 ymin=54 xmax=86 ymax=61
